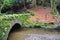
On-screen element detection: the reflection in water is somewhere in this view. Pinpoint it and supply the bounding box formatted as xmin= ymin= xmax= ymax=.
xmin=8 ymin=28 xmax=60 ymax=40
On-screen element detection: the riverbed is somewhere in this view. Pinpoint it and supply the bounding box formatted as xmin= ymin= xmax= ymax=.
xmin=8 ymin=28 xmax=60 ymax=40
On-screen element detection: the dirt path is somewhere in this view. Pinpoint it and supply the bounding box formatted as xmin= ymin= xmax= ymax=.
xmin=27 ymin=6 xmax=57 ymax=23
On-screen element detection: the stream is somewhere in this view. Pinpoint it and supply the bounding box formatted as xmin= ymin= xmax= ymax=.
xmin=8 ymin=28 xmax=60 ymax=40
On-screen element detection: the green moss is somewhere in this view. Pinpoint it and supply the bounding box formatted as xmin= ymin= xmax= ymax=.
xmin=0 ymin=13 xmax=60 ymax=40
xmin=0 ymin=13 xmax=30 ymax=40
xmin=50 ymin=11 xmax=57 ymax=16
xmin=31 ymin=13 xmax=35 ymax=16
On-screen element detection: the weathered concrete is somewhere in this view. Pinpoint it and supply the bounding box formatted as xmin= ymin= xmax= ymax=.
xmin=4 ymin=20 xmax=22 ymax=40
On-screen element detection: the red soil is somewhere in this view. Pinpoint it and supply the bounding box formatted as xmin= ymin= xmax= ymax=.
xmin=27 ymin=6 xmax=57 ymax=23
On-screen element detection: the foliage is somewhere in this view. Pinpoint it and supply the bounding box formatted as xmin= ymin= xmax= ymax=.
xmin=0 ymin=0 xmax=15 ymax=14
xmin=4 ymin=0 xmax=14 ymax=7
xmin=0 ymin=13 xmax=60 ymax=40
xmin=0 ymin=0 xmax=4 ymax=7
xmin=50 ymin=0 xmax=57 ymax=16
xmin=0 ymin=0 xmax=60 ymax=40
xmin=37 ymin=0 xmax=42 ymax=5
xmin=56 ymin=0 xmax=60 ymax=3
xmin=50 ymin=11 xmax=57 ymax=16
xmin=0 ymin=13 xmax=31 ymax=40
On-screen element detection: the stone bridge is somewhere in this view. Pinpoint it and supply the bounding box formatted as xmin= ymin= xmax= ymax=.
xmin=4 ymin=20 xmax=22 ymax=40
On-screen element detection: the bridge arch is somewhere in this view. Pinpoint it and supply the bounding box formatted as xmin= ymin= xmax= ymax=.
xmin=4 ymin=20 xmax=22 ymax=40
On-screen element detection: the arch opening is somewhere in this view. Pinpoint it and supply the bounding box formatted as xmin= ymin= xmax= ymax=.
xmin=10 ymin=23 xmax=21 ymax=33
xmin=7 ymin=23 xmax=21 ymax=40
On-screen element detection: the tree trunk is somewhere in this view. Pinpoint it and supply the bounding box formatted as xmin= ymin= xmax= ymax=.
xmin=0 ymin=1 xmax=5 ymax=14
xmin=51 ymin=0 xmax=60 ymax=24
xmin=0 ymin=9 xmax=1 ymax=14
xmin=32 ymin=0 xmax=37 ymax=7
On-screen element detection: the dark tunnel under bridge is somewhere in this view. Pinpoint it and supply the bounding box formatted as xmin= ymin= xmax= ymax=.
xmin=4 ymin=20 xmax=22 ymax=40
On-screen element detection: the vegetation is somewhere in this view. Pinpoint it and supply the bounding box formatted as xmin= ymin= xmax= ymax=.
xmin=0 ymin=13 xmax=60 ymax=40
xmin=0 ymin=0 xmax=60 ymax=40
xmin=0 ymin=13 xmax=30 ymax=40
xmin=0 ymin=0 xmax=14 ymax=13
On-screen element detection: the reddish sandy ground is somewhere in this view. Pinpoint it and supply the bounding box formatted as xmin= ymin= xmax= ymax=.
xmin=27 ymin=6 xmax=57 ymax=23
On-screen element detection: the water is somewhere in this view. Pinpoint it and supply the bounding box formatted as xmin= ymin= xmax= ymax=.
xmin=8 ymin=28 xmax=60 ymax=40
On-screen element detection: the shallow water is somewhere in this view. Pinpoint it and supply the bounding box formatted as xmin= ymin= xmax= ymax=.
xmin=8 ymin=28 xmax=60 ymax=40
